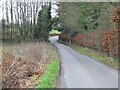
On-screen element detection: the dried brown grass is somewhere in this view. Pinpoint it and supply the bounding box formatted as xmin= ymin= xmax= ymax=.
xmin=2 ymin=42 xmax=57 ymax=88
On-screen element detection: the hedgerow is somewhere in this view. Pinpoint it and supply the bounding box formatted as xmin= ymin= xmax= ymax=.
xmin=59 ymin=6 xmax=120 ymax=58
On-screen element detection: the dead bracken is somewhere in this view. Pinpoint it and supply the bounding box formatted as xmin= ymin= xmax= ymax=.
xmin=2 ymin=42 xmax=57 ymax=88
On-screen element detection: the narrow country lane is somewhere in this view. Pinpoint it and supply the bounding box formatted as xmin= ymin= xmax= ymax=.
xmin=49 ymin=36 xmax=118 ymax=88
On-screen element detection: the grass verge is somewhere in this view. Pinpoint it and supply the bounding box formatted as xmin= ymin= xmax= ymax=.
xmin=2 ymin=42 xmax=60 ymax=88
xmin=36 ymin=58 xmax=60 ymax=89
xmin=58 ymin=40 xmax=118 ymax=69
xmin=70 ymin=44 xmax=118 ymax=69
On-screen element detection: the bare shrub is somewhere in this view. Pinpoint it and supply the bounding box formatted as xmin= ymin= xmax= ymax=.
xmin=2 ymin=42 xmax=56 ymax=88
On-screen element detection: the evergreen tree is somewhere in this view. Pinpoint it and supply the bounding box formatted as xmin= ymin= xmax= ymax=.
xmin=34 ymin=10 xmax=42 ymax=39
xmin=35 ymin=3 xmax=52 ymax=41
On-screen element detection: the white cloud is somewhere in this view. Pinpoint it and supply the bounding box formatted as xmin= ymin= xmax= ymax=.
xmin=51 ymin=2 xmax=58 ymax=18
xmin=0 ymin=0 xmax=4 ymax=20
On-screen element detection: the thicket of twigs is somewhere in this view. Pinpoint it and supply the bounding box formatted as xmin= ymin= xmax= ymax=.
xmin=2 ymin=42 xmax=57 ymax=88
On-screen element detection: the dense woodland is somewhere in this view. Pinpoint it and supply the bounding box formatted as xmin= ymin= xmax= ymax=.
xmin=58 ymin=2 xmax=120 ymax=59
xmin=58 ymin=3 xmax=116 ymax=33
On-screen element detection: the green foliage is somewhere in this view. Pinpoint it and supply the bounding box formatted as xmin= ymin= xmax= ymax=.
xmin=51 ymin=17 xmax=63 ymax=31
xmin=36 ymin=59 xmax=60 ymax=88
xmin=58 ymin=2 xmax=116 ymax=34
xmin=49 ymin=29 xmax=61 ymax=35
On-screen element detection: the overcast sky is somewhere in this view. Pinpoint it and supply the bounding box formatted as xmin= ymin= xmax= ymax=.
xmin=0 ymin=0 xmax=3 ymax=20
xmin=0 ymin=0 xmax=58 ymax=21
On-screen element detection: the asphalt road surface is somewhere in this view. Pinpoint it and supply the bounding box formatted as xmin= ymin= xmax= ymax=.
xmin=49 ymin=36 xmax=118 ymax=88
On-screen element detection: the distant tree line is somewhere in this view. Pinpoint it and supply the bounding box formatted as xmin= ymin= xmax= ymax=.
xmin=1 ymin=0 xmax=52 ymax=43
